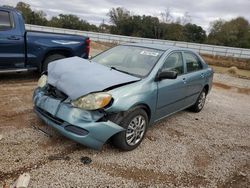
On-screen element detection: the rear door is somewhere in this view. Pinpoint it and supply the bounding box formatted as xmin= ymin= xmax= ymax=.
xmin=0 ymin=10 xmax=25 ymax=68
xmin=183 ymin=52 xmax=206 ymax=106
xmin=155 ymin=51 xmax=188 ymax=120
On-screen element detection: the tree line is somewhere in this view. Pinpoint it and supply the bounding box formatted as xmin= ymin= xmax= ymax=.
xmin=3 ymin=2 xmax=250 ymax=48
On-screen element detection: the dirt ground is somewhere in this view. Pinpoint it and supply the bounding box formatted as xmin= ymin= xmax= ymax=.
xmin=202 ymin=54 xmax=250 ymax=71
xmin=0 ymin=46 xmax=250 ymax=187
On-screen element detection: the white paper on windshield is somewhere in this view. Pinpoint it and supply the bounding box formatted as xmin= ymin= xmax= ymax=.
xmin=140 ymin=51 xmax=159 ymax=56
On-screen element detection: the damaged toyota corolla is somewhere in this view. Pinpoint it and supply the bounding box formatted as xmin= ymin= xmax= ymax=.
xmin=33 ymin=43 xmax=213 ymax=151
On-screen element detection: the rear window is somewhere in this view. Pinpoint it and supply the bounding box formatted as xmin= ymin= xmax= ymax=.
xmin=0 ymin=11 xmax=13 ymax=30
xmin=184 ymin=52 xmax=203 ymax=73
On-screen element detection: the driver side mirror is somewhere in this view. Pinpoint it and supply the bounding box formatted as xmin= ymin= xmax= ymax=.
xmin=156 ymin=69 xmax=178 ymax=81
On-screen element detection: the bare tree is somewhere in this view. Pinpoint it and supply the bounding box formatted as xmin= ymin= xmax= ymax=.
xmin=160 ymin=8 xmax=173 ymax=23
xmin=107 ymin=7 xmax=130 ymax=26
xmin=180 ymin=12 xmax=192 ymax=25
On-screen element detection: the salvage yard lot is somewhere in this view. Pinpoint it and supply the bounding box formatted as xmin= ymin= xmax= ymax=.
xmin=0 ymin=45 xmax=250 ymax=187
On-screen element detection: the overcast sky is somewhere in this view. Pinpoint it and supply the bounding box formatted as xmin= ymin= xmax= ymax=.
xmin=1 ymin=0 xmax=250 ymax=31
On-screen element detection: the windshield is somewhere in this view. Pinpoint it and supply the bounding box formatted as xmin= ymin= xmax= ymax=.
xmin=92 ymin=45 xmax=164 ymax=78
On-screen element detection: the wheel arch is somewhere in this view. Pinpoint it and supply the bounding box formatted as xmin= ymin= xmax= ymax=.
xmin=130 ymin=103 xmax=152 ymax=122
xmin=204 ymin=84 xmax=209 ymax=95
xmin=105 ymin=102 xmax=152 ymax=125
xmin=40 ymin=49 xmax=73 ymax=71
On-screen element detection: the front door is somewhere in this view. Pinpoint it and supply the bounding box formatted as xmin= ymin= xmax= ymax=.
xmin=155 ymin=52 xmax=187 ymax=120
xmin=0 ymin=10 xmax=25 ymax=68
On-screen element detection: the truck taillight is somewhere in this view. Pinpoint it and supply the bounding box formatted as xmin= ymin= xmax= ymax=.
xmin=85 ymin=38 xmax=90 ymax=58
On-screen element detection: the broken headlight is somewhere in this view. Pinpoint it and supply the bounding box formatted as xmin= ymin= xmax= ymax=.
xmin=71 ymin=92 xmax=112 ymax=110
xmin=37 ymin=74 xmax=48 ymax=88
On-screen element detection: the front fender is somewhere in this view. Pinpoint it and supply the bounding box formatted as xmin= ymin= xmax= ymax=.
xmin=105 ymin=80 xmax=157 ymax=122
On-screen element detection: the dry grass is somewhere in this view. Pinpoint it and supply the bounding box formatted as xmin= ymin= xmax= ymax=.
xmin=211 ymin=65 xmax=250 ymax=79
xmin=213 ymin=82 xmax=250 ymax=95
xmin=202 ymin=54 xmax=250 ymax=70
xmin=90 ymin=41 xmax=116 ymax=51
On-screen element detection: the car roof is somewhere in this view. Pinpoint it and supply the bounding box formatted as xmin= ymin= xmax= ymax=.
xmin=0 ymin=6 xmax=17 ymax=12
xmin=123 ymin=42 xmax=173 ymax=51
xmin=123 ymin=42 xmax=196 ymax=53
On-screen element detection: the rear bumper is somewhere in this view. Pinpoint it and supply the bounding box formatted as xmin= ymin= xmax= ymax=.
xmin=33 ymin=88 xmax=124 ymax=150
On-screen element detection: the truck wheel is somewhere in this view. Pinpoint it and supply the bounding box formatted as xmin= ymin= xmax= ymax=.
xmin=111 ymin=108 xmax=148 ymax=151
xmin=42 ymin=54 xmax=66 ymax=72
xmin=189 ymin=89 xmax=207 ymax=112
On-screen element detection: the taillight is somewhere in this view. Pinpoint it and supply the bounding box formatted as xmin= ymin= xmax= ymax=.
xmin=85 ymin=38 xmax=90 ymax=58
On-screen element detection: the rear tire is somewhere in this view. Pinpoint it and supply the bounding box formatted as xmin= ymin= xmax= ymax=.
xmin=42 ymin=54 xmax=66 ymax=72
xmin=189 ymin=89 xmax=207 ymax=112
xmin=111 ymin=108 xmax=148 ymax=151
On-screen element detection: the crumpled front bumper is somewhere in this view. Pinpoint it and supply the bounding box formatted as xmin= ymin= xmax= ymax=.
xmin=33 ymin=88 xmax=124 ymax=150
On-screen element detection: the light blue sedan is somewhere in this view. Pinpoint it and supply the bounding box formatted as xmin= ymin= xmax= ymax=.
xmin=33 ymin=43 xmax=213 ymax=151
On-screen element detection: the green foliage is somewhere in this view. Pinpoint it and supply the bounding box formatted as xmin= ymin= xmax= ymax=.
xmin=208 ymin=17 xmax=250 ymax=48
xmin=16 ymin=2 xmax=47 ymax=25
xmin=48 ymin=14 xmax=98 ymax=31
xmin=6 ymin=2 xmax=250 ymax=48
xmin=15 ymin=1 xmax=98 ymax=31
xmin=107 ymin=7 xmax=131 ymax=35
xmin=107 ymin=8 xmax=162 ymax=38
xmin=183 ymin=23 xmax=206 ymax=43
xmin=107 ymin=7 xmax=250 ymax=48
xmin=106 ymin=7 xmax=206 ymax=43
xmin=161 ymin=23 xmax=186 ymax=41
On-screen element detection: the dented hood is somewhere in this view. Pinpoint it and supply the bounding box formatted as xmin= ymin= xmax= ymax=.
xmin=48 ymin=56 xmax=140 ymax=100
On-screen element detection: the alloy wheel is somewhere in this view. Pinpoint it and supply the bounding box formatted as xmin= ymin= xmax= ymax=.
xmin=126 ymin=115 xmax=146 ymax=146
xmin=198 ymin=91 xmax=206 ymax=110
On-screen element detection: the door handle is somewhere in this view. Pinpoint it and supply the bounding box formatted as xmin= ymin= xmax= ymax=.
xmin=7 ymin=36 xmax=20 ymax=40
xmin=182 ymin=77 xmax=187 ymax=84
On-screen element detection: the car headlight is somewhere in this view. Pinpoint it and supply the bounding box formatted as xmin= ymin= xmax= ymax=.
xmin=71 ymin=92 xmax=112 ymax=110
xmin=37 ymin=74 xmax=48 ymax=88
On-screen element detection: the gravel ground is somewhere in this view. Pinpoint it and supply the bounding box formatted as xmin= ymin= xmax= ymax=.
xmin=213 ymin=73 xmax=250 ymax=88
xmin=0 ymin=48 xmax=249 ymax=187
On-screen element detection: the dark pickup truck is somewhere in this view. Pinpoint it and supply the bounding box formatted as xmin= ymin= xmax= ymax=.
xmin=0 ymin=7 xmax=90 ymax=73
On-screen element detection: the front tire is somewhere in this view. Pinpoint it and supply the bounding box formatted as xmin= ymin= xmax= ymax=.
xmin=190 ymin=89 xmax=207 ymax=112
xmin=111 ymin=108 xmax=148 ymax=151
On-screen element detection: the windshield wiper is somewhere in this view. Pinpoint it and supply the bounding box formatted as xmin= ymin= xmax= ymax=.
xmin=110 ymin=66 xmax=126 ymax=73
xmin=110 ymin=66 xmax=140 ymax=77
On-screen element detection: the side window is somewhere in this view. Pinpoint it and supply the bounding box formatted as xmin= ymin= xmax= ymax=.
xmin=184 ymin=52 xmax=202 ymax=73
xmin=0 ymin=11 xmax=12 ymax=31
xmin=162 ymin=52 xmax=184 ymax=75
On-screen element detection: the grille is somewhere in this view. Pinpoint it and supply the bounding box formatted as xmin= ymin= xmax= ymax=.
xmin=35 ymin=107 xmax=64 ymax=125
xmin=45 ymin=85 xmax=68 ymax=100
xmin=64 ymin=125 xmax=88 ymax=136
xmin=36 ymin=107 xmax=88 ymax=136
